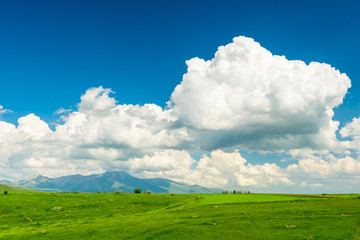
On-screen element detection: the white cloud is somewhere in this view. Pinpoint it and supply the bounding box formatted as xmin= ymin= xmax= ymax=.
xmin=0 ymin=105 xmax=11 ymax=116
xmin=0 ymin=36 xmax=358 ymax=193
xmin=17 ymin=114 xmax=52 ymax=140
xmin=169 ymin=36 xmax=350 ymax=151
xmin=287 ymin=156 xmax=360 ymax=178
xmin=340 ymin=117 xmax=360 ymax=138
xmin=299 ymin=182 xmax=323 ymax=188
xmin=54 ymin=107 xmax=72 ymax=115
xmin=78 ymin=86 xmax=116 ymax=116
xmin=127 ymin=150 xmax=195 ymax=172
xmin=127 ymin=149 xmax=293 ymax=189
xmin=339 ymin=117 xmax=360 ymax=152
xmin=0 ymin=87 xmax=191 ymax=180
xmin=55 ymin=89 xmax=190 ymax=153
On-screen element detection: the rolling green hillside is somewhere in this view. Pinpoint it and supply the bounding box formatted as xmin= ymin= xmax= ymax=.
xmin=0 ymin=192 xmax=359 ymax=239
xmin=0 ymin=184 xmax=33 ymax=192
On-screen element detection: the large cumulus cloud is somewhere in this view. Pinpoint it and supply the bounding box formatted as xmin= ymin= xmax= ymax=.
xmin=0 ymin=87 xmax=190 ymax=179
xmin=169 ymin=36 xmax=350 ymax=151
xmin=56 ymin=87 xmax=190 ymax=154
xmin=0 ymin=36 xmax=357 ymax=192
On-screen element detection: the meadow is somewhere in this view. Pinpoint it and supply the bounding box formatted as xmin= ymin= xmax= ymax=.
xmin=0 ymin=190 xmax=359 ymax=239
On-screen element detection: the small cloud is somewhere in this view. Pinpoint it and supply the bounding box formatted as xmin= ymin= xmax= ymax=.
xmin=310 ymin=183 xmax=323 ymax=187
xmin=300 ymin=182 xmax=323 ymax=188
xmin=0 ymin=105 xmax=12 ymax=115
xmin=280 ymin=158 xmax=292 ymax=163
xmin=300 ymin=182 xmax=307 ymax=187
xmin=54 ymin=107 xmax=72 ymax=115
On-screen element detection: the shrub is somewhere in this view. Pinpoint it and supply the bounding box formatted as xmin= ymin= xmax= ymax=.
xmin=115 ymin=190 xmax=123 ymax=194
xmin=134 ymin=188 xmax=141 ymax=194
xmin=4 ymin=191 xmax=8 ymax=195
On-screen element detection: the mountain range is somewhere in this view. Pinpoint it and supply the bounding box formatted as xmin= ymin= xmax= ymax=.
xmin=0 ymin=171 xmax=220 ymax=194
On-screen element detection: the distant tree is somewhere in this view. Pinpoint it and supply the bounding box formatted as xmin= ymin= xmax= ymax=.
xmin=222 ymin=190 xmax=229 ymax=194
xmin=147 ymin=190 xmax=152 ymax=194
xmin=134 ymin=188 xmax=141 ymax=194
xmin=115 ymin=190 xmax=123 ymax=194
xmin=4 ymin=191 xmax=8 ymax=195
xmin=233 ymin=190 xmax=236 ymax=194
xmin=236 ymin=191 xmax=243 ymax=194
xmin=143 ymin=189 xmax=146 ymax=194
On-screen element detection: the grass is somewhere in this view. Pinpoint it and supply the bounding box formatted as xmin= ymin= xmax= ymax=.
xmin=0 ymin=184 xmax=34 ymax=192
xmin=0 ymin=191 xmax=359 ymax=239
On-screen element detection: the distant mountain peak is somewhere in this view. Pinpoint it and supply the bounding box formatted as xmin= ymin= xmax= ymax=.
xmin=6 ymin=171 xmax=220 ymax=194
xmin=34 ymin=175 xmax=51 ymax=181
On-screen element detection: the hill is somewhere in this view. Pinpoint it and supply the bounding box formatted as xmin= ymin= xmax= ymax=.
xmin=2 ymin=171 xmax=220 ymax=193
xmin=0 ymin=183 xmax=33 ymax=192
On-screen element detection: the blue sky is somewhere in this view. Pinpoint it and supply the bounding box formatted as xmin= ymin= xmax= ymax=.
xmin=1 ymin=0 xmax=359 ymax=124
xmin=0 ymin=0 xmax=360 ymax=193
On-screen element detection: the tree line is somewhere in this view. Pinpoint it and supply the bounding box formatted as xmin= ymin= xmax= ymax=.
xmin=222 ymin=190 xmax=253 ymax=194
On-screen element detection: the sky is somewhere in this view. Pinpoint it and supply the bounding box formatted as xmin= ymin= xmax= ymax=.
xmin=0 ymin=0 xmax=360 ymax=193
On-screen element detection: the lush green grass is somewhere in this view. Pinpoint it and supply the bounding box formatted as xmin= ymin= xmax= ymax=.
xmin=0 ymin=192 xmax=359 ymax=239
xmin=196 ymin=193 xmax=326 ymax=205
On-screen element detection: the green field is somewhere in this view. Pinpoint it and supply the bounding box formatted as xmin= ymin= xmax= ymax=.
xmin=0 ymin=190 xmax=359 ymax=239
